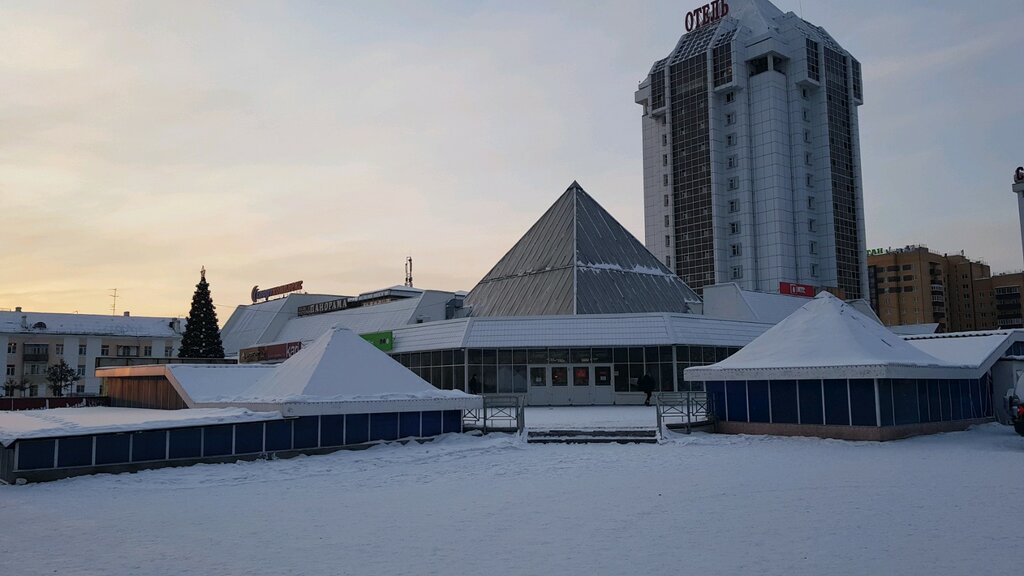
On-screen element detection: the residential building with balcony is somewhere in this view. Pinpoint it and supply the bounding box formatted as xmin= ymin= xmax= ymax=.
xmin=1 ymin=309 xmax=184 ymax=396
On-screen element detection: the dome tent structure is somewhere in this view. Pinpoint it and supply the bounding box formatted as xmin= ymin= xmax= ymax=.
xmin=685 ymin=292 xmax=994 ymax=440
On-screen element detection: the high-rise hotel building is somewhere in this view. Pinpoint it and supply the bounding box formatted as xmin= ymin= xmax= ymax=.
xmin=636 ymin=0 xmax=867 ymax=298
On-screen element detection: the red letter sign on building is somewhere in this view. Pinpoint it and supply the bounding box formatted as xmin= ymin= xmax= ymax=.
xmin=779 ymin=282 xmax=816 ymax=297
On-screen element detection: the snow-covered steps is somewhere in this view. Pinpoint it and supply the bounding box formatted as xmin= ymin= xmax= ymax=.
xmin=526 ymin=429 xmax=658 ymax=444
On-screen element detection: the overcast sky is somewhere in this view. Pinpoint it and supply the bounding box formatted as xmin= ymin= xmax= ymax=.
xmin=2 ymin=0 xmax=1023 ymax=319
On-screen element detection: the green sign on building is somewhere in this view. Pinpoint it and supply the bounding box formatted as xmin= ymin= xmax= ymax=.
xmin=361 ymin=331 xmax=394 ymax=352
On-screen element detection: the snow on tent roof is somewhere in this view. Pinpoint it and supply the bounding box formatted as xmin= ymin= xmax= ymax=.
xmin=685 ymin=292 xmax=972 ymax=381
xmin=0 ymin=310 xmax=182 ymax=337
xmin=167 ymin=327 xmax=479 ymax=413
xmin=903 ymin=331 xmax=1018 ymax=370
xmin=0 ymin=407 xmax=281 ymax=447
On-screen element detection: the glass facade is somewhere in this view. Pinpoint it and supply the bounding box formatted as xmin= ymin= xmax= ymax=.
xmin=393 ymin=345 xmax=739 ymax=397
xmin=823 ymin=45 xmax=862 ymax=299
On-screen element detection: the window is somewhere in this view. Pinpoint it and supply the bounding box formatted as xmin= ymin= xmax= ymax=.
xmin=726 ymin=133 xmax=737 ymax=147
xmin=904 ymin=286 xmax=914 ymax=293
xmin=728 ymin=199 xmax=739 ymax=213
xmin=75 ymin=384 xmax=85 ymax=394
xmin=811 ymin=264 xmax=819 ymax=277
xmin=662 ymin=154 xmax=668 ymax=166
xmin=902 ymin=264 xmax=912 ymax=271
xmin=729 ymin=221 xmax=740 ymax=235
xmin=661 ymin=134 xmax=667 ymax=146
xmin=727 ymin=155 xmax=738 ymax=169
xmin=665 ymin=255 xmax=671 ymax=267
xmin=902 ymin=275 xmax=913 ymax=281
xmin=117 ymin=345 xmax=140 ymax=357
xmin=663 ymin=174 xmax=669 ymax=186
xmin=731 ymin=266 xmax=743 ymax=279
xmin=664 ymin=235 xmax=670 ymax=248
xmin=725 ymin=91 xmax=735 ymax=103
xmin=802 ymin=87 xmax=810 ymax=99
xmin=5 ymin=365 xmax=13 ymax=377
xmin=55 ymin=344 xmax=64 ymax=355
xmin=165 ymin=346 xmax=173 ymax=357
xmin=804 ymin=130 xmax=812 ymax=143
xmin=806 ymin=174 xmax=813 ymax=188
xmin=78 ymin=344 xmax=86 ymax=356
xmin=663 ymin=194 xmax=669 ymax=207
xmin=77 ymin=365 xmax=86 ymax=376
xmin=807 ymin=196 xmax=816 ymax=209
xmin=808 ymin=219 xmax=816 ymax=232
xmin=143 ymin=345 xmax=152 ymax=356
xmin=805 ymin=152 xmax=813 ymax=166
xmin=100 ymin=345 xmax=109 ymax=356
xmin=730 ymin=244 xmax=742 ymax=257
xmin=886 ymin=266 xmax=899 ymax=272
xmin=6 ymin=343 xmax=15 ymax=354
xmin=725 ymin=112 xmax=736 ymax=125
xmin=802 ymin=108 xmax=810 ymax=122
xmin=28 ymin=364 xmax=40 ymax=375
xmin=664 ymin=215 xmax=670 ymax=227
xmin=728 ymin=177 xmax=739 ymax=190
xmin=810 ymin=241 xmax=818 ymax=254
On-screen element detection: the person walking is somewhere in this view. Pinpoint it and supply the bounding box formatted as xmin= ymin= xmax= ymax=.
xmin=468 ymin=374 xmax=481 ymax=395
xmin=637 ymin=372 xmax=656 ymax=406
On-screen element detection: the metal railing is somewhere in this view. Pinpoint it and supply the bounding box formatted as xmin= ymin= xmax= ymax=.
xmin=655 ymin=391 xmax=714 ymax=434
xmin=463 ymin=394 xmax=525 ymax=434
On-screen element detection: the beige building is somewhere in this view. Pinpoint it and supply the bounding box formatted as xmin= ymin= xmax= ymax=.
xmin=986 ymin=272 xmax=1024 ymax=329
xmin=867 ymin=246 xmax=992 ymax=333
xmin=2 ymin=308 xmax=184 ymax=397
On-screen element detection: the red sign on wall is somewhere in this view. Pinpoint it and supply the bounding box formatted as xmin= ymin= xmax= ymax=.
xmin=780 ymin=282 xmax=815 ymax=297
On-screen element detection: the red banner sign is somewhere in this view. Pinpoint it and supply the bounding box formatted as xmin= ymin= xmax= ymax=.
xmin=780 ymin=282 xmax=815 ymax=297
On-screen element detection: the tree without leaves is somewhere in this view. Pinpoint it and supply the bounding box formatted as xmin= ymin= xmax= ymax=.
xmin=2 ymin=376 xmax=30 ymax=397
xmin=178 ymin=267 xmax=225 ymax=359
xmin=45 ymin=360 xmax=80 ymax=397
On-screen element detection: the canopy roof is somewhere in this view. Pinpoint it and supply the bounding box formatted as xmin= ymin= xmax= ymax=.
xmin=685 ymin=292 xmax=974 ymax=380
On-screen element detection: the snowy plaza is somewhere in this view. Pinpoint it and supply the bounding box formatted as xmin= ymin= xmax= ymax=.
xmin=2 ymin=409 xmax=1022 ymax=576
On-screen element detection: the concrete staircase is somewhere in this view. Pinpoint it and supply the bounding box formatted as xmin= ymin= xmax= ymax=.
xmin=526 ymin=428 xmax=658 ymax=444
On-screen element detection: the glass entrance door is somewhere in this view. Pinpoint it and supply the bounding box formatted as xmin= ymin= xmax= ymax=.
xmin=527 ymin=366 xmax=549 ymax=406
xmin=549 ymin=366 xmax=570 ymax=405
xmin=571 ymin=366 xmax=591 ymax=405
xmin=593 ymin=365 xmax=614 ymax=404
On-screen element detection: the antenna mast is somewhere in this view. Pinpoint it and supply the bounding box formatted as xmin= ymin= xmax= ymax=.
xmin=110 ymin=288 xmax=118 ymax=316
xmin=405 ymin=256 xmax=414 ymax=288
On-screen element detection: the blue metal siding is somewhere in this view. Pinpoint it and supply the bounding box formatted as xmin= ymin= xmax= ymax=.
xmin=57 ymin=436 xmax=93 ymax=468
xmin=265 ymin=420 xmax=293 ymax=452
xmin=747 ymin=380 xmax=770 ymax=423
xmin=345 ymin=414 xmax=369 ymax=445
xmin=893 ymin=379 xmax=919 ymax=425
xmin=399 ymin=412 xmax=421 ymax=438
xmin=725 ymin=381 xmax=748 ymax=422
xmin=421 ymin=411 xmax=443 ymax=437
xmin=442 ymin=410 xmax=462 ymax=433
xmin=370 ymin=413 xmax=400 ymax=442
xmin=926 ymin=380 xmax=941 ymax=423
xmin=203 ymin=426 xmax=233 ymax=457
xmin=769 ymin=380 xmax=798 ymax=424
xmin=916 ymin=380 xmax=931 ymax=422
xmin=293 ymin=417 xmax=319 ymax=449
xmin=95 ymin=434 xmax=130 ymax=465
xmin=849 ymin=379 xmax=876 ymax=426
xmin=705 ymin=381 xmax=726 ymax=421
xmin=131 ymin=430 xmax=167 ymax=462
xmin=950 ymin=380 xmax=964 ymax=420
xmin=234 ymin=422 xmax=265 ymax=454
xmin=798 ymin=380 xmax=823 ymax=425
xmin=878 ymin=379 xmax=894 ymax=426
xmin=169 ymin=428 xmax=202 ymax=459
xmin=939 ymin=380 xmax=952 ymax=421
xmin=823 ymin=379 xmax=850 ymax=426
xmin=970 ymin=379 xmax=983 ymax=418
xmin=18 ymin=439 xmax=55 ymax=470
xmin=320 ymin=415 xmax=345 ymax=447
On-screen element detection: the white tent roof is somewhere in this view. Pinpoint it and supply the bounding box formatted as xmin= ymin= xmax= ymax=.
xmin=685 ymin=292 xmax=973 ymax=380
xmin=163 ymin=327 xmax=480 ymax=415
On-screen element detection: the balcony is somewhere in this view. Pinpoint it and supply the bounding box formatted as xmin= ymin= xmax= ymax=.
xmin=22 ymin=352 xmax=48 ymax=362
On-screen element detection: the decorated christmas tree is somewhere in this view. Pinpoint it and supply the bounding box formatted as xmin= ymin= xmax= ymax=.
xmin=178 ymin=267 xmax=225 ymax=358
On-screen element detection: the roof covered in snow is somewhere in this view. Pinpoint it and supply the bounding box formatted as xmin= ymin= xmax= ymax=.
xmin=0 ymin=310 xmax=184 ymax=338
xmin=685 ymin=292 xmax=974 ymax=380
xmin=464 ymin=181 xmax=701 ymax=317
xmin=103 ymin=327 xmax=482 ymax=415
xmin=0 ymin=407 xmax=281 ymax=446
xmin=903 ymin=330 xmax=1024 ymax=372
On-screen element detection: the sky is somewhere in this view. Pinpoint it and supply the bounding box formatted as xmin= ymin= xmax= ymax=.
xmin=2 ymin=0 xmax=1023 ymax=319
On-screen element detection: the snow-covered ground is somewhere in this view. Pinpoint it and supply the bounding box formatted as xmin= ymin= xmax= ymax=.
xmin=3 ymin=423 xmax=1022 ymax=576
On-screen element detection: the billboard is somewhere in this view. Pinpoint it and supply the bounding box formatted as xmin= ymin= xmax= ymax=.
xmin=297 ymin=298 xmax=349 ymax=317
xmin=779 ymin=282 xmax=815 ymax=297
xmin=250 ymin=281 xmax=303 ymax=303
xmin=238 ymin=341 xmax=302 ymax=363
xmin=361 ymin=331 xmax=394 ymax=352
